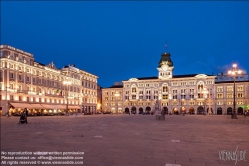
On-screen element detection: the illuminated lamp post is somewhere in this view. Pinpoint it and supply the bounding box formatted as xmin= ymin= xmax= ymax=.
xmin=202 ymin=88 xmax=209 ymax=115
xmin=63 ymin=80 xmax=72 ymax=116
xmin=227 ymin=63 xmax=242 ymax=119
xmin=114 ymin=91 xmax=120 ymax=115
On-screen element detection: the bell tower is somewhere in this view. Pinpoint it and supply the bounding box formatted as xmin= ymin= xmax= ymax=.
xmin=157 ymin=52 xmax=174 ymax=80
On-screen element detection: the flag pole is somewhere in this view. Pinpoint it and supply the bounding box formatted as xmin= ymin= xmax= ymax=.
xmin=165 ymin=40 xmax=168 ymax=53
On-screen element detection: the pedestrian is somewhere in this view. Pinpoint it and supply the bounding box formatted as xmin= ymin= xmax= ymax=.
xmin=24 ymin=108 xmax=28 ymax=123
xmin=6 ymin=110 xmax=10 ymax=118
xmin=244 ymin=111 xmax=247 ymax=117
xmin=161 ymin=110 xmax=165 ymax=121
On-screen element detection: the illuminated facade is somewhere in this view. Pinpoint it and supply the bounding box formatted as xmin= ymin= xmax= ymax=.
xmin=102 ymin=52 xmax=249 ymax=115
xmin=0 ymin=45 xmax=98 ymax=115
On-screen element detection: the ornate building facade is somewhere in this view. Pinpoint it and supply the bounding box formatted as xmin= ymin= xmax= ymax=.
xmin=0 ymin=45 xmax=98 ymax=115
xmin=102 ymin=52 xmax=249 ymax=115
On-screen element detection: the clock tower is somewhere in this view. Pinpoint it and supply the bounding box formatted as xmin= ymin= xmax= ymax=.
xmin=157 ymin=52 xmax=174 ymax=80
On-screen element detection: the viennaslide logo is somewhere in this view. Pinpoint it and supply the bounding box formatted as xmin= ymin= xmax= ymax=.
xmin=219 ymin=146 xmax=246 ymax=165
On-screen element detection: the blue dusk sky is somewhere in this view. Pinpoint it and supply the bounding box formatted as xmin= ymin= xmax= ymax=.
xmin=1 ymin=1 xmax=249 ymax=88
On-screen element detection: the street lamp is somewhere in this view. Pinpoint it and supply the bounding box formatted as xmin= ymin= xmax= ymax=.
xmin=227 ymin=63 xmax=242 ymax=119
xmin=63 ymin=80 xmax=72 ymax=116
xmin=114 ymin=91 xmax=120 ymax=114
xmin=202 ymin=88 xmax=208 ymax=115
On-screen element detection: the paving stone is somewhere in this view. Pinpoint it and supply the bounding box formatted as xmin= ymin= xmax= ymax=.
xmin=1 ymin=115 xmax=249 ymax=166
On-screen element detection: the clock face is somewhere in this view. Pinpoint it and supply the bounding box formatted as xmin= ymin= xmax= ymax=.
xmin=162 ymin=65 xmax=168 ymax=71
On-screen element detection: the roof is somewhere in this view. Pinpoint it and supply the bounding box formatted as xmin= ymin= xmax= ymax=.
xmin=215 ymin=80 xmax=249 ymax=84
xmin=103 ymin=85 xmax=123 ymax=89
xmin=158 ymin=53 xmax=173 ymax=67
xmin=123 ymin=74 xmax=215 ymax=81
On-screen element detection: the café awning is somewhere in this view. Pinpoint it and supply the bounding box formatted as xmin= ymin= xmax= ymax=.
xmin=10 ymin=102 xmax=33 ymax=109
xmin=68 ymin=105 xmax=81 ymax=109
xmin=41 ymin=104 xmax=65 ymax=109
xmin=30 ymin=104 xmax=44 ymax=109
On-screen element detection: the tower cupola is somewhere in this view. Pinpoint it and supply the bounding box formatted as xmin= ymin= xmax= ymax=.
xmin=157 ymin=52 xmax=174 ymax=80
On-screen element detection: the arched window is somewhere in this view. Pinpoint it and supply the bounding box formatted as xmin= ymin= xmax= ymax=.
xmin=162 ymin=86 xmax=168 ymax=92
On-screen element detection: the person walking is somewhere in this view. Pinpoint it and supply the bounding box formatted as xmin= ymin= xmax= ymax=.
xmin=24 ymin=108 xmax=28 ymax=123
xmin=161 ymin=109 xmax=165 ymax=121
xmin=6 ymin=110 xmax=10 ymax=118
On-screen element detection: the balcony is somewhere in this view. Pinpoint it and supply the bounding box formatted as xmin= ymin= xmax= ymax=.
xmin=44 ymin=93 xmax=64 ymax=98
xmin=17 ymin=90 xmax=29 ymax=94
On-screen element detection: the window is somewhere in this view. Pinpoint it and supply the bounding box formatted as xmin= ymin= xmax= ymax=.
xmin=139 ymin=96 xmax=143 ymax=100
xmin=237 ymin=86 xmax=243 ymax=91
xmin=173 ymin=90 xmax=177 ymax=94
xmin=33 ymin=78 xmax=36 ymax=83
xmin=217 ymin=87 xmax=223 ymax=92
xmin=181 ymin=95 xmax=186 ymax=99
xmin=139 ymin=91 xmax=143 ymax=94
xmin=172 ymin=82 xmax=178 ymax=86
xmin=173 ymin=95 xmax=177 ymax=99
xmin=198 ymin=93 xmax=203 ymax=98
xmin=227 ymin=93 xmax=232 ymax=98
xmin=188 ymin=81 xmax=195 ymax=85
xmin=197 ymin=83 xmax=204 ymax=92
xmin=19 ymin=75 xmax=22 ymax=81
xmin=146 ymin=96 xmax=151 ymax=99
xmin=27 ymin=76 xmax=30 ymax=82
xmin=190 ymin=89 xmax=194 ymax=93
xmin=132 ymin=88 xmax=136 ymax=93
xmin=181 ymin=89 xmax=185 ymax=93
xmin=132 ymin=95 xmax=136 ymax=100
xmin=217 ymin=102 xmax=223 ymax=105
xmin=181 ymin=82 xmax=187 ymax=86
xmin=162 ymin=95 xmax=168 ymax=99
xmin=10 ymin=84 xmax=14 ymax=89
xmin=217 ymin=93 xmax=223 ymax=98
xmin=207 ymin=81 xmax=213 ymax=84
xmin=189 ymin=95 xmax=194 ymax=99
xmin=162 ymin=86 xmax=168 ymax=92
xmin=227 ymin=86 xmax=233 ymax=92
xmin=146 ymin=90 xmax=150 ymax=94
xmin=10 ymin=73 xmax=14 ymax=79
xmin=237 ymin=93 xmax=243 ymax=98
xmin=237 ymin=101 xmax=243 ymax=105
xmin=189 ymin=101 xmax=195 ymax=105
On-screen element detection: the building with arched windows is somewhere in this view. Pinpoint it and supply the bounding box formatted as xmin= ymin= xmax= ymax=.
xmin=0 ymin=45 xmax=98 ymax=116
xmin=102 ymin=52 xmax=249 ymax=115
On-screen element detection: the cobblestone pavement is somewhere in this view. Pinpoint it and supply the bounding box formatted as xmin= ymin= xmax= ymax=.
xmin=1 ymin=114 xmax=249 ymax=166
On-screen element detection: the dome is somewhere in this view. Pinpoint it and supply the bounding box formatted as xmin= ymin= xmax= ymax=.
xmin=158 ymin=53 xmax=173 ymax=67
